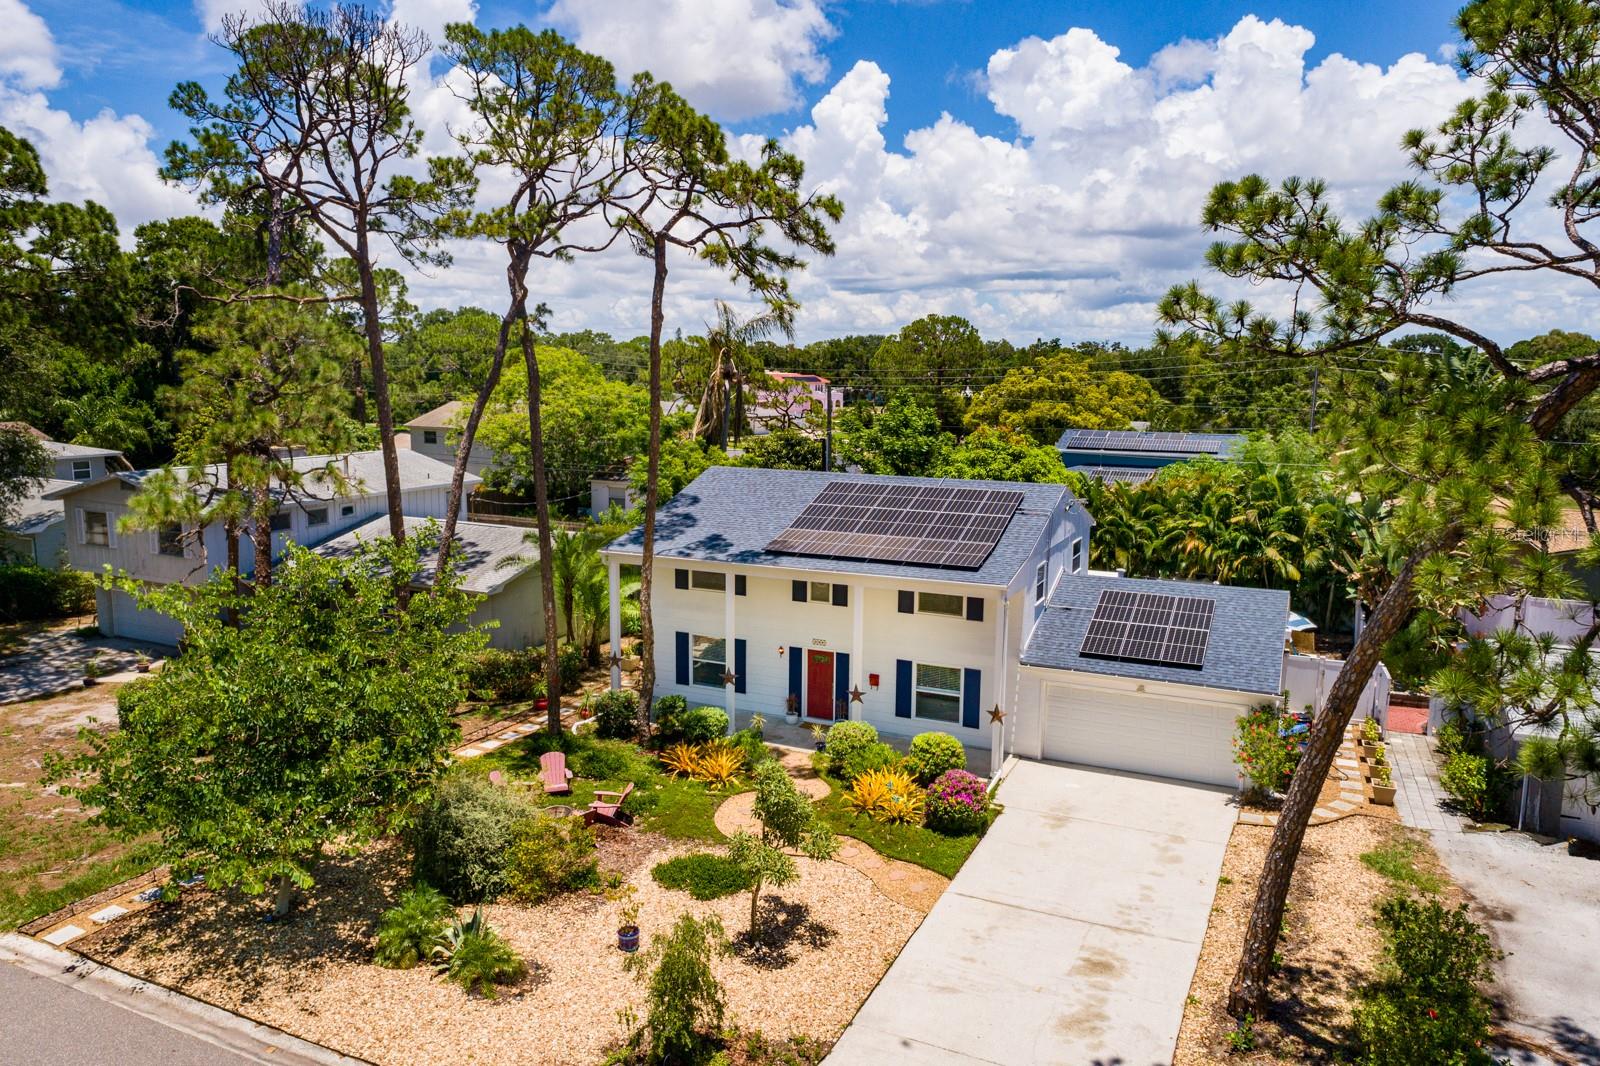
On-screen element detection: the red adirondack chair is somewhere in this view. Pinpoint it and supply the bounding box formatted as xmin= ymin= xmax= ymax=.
xmin=584 ymin=781 xmax=634 ymax=827
xmin=540 ymin=751 xmax=573 ymax=795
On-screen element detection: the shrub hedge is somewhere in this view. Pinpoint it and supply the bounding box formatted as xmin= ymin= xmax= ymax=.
xmin=408 ymin=775 xmax=531 ymax=903
xmin=503 ymin=816 xmax=599 ymax=904
xmin=593 ymin=689 xmax=640 ymax=740
xmin=905 ymin=733 xmax=966 ymax=785
xmin=0 ymin=564 xmax=94 ymax=622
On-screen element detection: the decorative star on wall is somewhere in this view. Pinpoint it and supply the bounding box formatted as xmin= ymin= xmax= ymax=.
xmin=608 ymin=652 xmax=622 ymax=669
xmin=849 ymin=684 xmax=865 ymax=703
xmin=721 ymin=671 xmax=738 ymax=687
xmin=988 ymin=705 xmax=1007 ymax=724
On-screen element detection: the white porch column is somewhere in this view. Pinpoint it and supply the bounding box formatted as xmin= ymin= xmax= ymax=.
xmin=991 ymin=591 xmax=1009 ymax=777
xmin=850 ymin=583 xmax=864 ymax=722
xmin=607 ymin=557 xmax=622 ymax=692
xmin=723 ymin=575 xmax=736 ymax=733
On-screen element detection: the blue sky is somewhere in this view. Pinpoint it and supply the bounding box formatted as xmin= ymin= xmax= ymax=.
xmin=9 ymin=0 xmax=1565 ymax=346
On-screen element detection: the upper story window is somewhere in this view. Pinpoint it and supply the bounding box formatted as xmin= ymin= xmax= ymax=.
xmin=422 ymin=430 xmax=439 ymax=445
xmin=1071 ymin=538 xmax=1083 ymax=572
xmin=307 ymin=507 xmax=329 ymax=527
xmin=809 ymin=581 xmax=833 ymax=603
xmin=917 ymin=591 xmax=964 ymax=618
xmin=269 ymin=511 xmax=292 ymax=533
xmin=1034 ymin=562 xmax=1048 ymax=604
xmin=83 ymin=510 xmax=109 ymax=547
xmin=690 ymin=570 xmax=725 ymax=592
xmin=71 ymin=460 xmax=92 ymax=481
xmin=157 ymin=524 xmax=184 ymax=557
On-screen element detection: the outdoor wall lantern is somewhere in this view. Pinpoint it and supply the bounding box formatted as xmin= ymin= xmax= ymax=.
xmin=777 ymin=646 xmax=786 ymax=657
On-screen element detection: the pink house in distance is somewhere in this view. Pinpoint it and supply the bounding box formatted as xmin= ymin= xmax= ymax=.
xmin=749 ymin=372 xmax=847 ymax=433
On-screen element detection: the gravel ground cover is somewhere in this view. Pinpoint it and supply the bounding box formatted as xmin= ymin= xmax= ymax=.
xmin=72 ymin=828 xmax=920 ymax=1066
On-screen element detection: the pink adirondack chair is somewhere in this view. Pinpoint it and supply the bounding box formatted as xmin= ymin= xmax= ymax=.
xmin=488 ymin=770 xmax=505 ymax=788
xmin=539 ymin=751 xmax=573 ymax=796
xmin=584 ymin=781 xmax=634 ymax=827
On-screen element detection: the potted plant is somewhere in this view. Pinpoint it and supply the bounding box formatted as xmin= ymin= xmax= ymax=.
xmin=615 ymin=888 xmax=640 ymax=954
xmin=82 ymin=658 xmax=105 ymax=687
xmin=1368 ymin=763 xmax=1396 ymax=806
xmin=1358 ymin=717 xmax=1382 ymax=759
xmin=785 ymin=693 xmax=801 ymax=724
xmin=134 ymin=653 xmax=151 ymax=674
xmin=809 ymin=722 xmax=827 ymax=751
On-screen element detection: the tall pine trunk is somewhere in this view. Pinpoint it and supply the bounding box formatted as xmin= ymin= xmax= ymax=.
xmin=249 ymin=482 xmax=274 ymax=589
xmin=518 ymin=315 xmax=563 ymax=734
xmin=354 ymin=235 xmax=405 ymax=543
xmin=1227 ymin=528 xmax=1461 ymax=1016
xmin=636 ymin=238 xmax=668 ymax=733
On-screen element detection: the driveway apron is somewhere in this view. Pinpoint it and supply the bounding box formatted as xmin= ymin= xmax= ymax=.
xmin=828 ymin=759 xmax=1236 ymax=1066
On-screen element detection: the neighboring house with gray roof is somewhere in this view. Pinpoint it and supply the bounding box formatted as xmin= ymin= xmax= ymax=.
xmin=601 ymin=466 xmax=1290 ymax=786
xmin=1057 ymin=427 xmax=1246 ymax=487
xmin=1 ymin=432 xmax=129 ymax=568
xmin=313 ymin=516 xmax=559 ymax=650
xmin=45 ymin=450 xmax=477 ymax=645
xmin=43 ymin=439 xmax=130 ymax=483
xmin=405 ymin=400 xmax=495 ymax=476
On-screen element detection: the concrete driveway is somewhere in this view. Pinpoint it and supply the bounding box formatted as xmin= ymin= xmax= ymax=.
xmin=0 ymin=625 xmax=167 ymax=705
xmin=828 ymin=760 xmax=1236 ymax=1066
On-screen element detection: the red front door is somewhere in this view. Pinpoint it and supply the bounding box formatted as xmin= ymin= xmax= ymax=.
xmin=806 ymin=650 xmax=834 ymax=719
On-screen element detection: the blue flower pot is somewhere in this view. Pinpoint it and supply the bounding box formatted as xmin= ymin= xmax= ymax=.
xmin=618 ymin=926 xmax=640 ymax=953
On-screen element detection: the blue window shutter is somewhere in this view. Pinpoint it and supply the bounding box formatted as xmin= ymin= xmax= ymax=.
xmin=792 ymin=579 xmax=807 ymax=602
xmin=788 ymin=646 xmax=803 ymax=707
xmin=895 ymin=659 xmax=913 ymax=718
xmin=674 ymin=568 xmax=689 ymax=590
xmin=835 ymin=652 xmax=850 ymax=713
xmin=962 ymin=668 xmax=981 ymax=729
xmin=832 ymin=583 xmax=848 ymax=607
xmin=965 ymin=596 xmax=984 ymax=621
xmin=675 ymin=632 xmax=689 ymax=686
xmin=897 ymin=590 xmax=914 ymax=614
xmin=734 ymin=639 xmax=747 ymax=694
xmin=735 ymin=574 xmax=747 ymax=596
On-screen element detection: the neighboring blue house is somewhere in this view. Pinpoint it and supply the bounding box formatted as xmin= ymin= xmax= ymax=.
xmin=1057 ymin=428 xmax=1246 ymax=486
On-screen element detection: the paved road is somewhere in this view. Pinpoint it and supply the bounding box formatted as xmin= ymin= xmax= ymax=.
xmin=1391 ymin=733 xmax=1600 ymax=1066
xmin=827 ymin=760 xmax=1235 ymax=1066
xmin=0 ymin=956 xmax=263 ymax=1066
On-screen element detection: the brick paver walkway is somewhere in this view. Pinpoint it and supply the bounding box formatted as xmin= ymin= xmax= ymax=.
xmin=1387 ymin=732 xmax=1463 ymax=834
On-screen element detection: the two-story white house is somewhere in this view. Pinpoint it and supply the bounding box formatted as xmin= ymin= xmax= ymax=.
xmin=601 ymin=466 xmax=1291 ymax=785
xmin=46 ymin=450 xmax=478 ymax=645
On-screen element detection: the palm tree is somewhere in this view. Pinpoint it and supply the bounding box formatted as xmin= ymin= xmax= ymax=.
xmin=691 ymin=300 xmax=792 ymax=446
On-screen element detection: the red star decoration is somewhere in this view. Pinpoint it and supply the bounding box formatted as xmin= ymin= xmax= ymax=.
xmin=721 ymin=671 xmax=738 ymax=687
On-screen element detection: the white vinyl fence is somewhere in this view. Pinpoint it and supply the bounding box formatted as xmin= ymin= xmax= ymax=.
xmin=1460 ymin=594 xmax=1597 ymax=644
xmin=1282 ymin=653 xmax=1392 ymax=728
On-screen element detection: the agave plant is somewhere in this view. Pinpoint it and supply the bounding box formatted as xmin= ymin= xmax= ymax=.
xmin=372 ymin=885 xmax=454 ymax=970
xmin=433 ymin=906 xmax=524 ymax=998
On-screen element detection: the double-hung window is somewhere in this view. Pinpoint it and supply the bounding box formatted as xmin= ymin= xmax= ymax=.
xmin=157 ymin=523 xmax=184 ymax=557
xmin=1071 ymin=537 xmax=1083 ymax=572
xmin=71 ymin=460 xmax=92 ymax=481
xmin=1034 ymin=561 xmax=1048 ymax=604
xmin=916 ymin=591 xmax=964 ymax=617
xmin=913 ymin=663 xmax=962 ymax=723
xmin=690 ymin=635 xmax=726 ymax=687
xmin=83 ymin=510 xmax=110 ymax=547
xmin=809 ymin=581 xmax=832 ymax=603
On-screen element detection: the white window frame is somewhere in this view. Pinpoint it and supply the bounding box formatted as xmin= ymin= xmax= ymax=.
xmin=71 ymin=459 xmax=92 ymax=481
xmin=156 ymin=523 xmax=185 ymax=557
xmin=1071 ymin=537 xmax=1083 ymax=572
xmin=690 ymin=634 xmax=726 ymax=688
xmin=1034 ymin=561 xmax=1048 ymax=604
xmin=916 ymin=591 xmax=964 ymax=618
xmin=81 ymin=509 xmax=111 ymax=547
xmin=689 ymin=569 xmax=726 ymax=592
xmin=422 ymin=429 xmax=439 ymax=445
xmin=912 ymin=662 xmax=962 ymax=723
xmin=306 ymin=507 xmax=329 ymax=527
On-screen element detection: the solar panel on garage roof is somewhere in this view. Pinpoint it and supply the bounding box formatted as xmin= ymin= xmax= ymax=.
xmin=1060 ymin=429 xmax=1227 ymax=455
xmin=1068 ymin=464 xmax=1157 ymax=486
xmin=1078 ymin=588 xmax=1214 ymax=669
xmin=765 ymin=481 xmax=1024 ymax=570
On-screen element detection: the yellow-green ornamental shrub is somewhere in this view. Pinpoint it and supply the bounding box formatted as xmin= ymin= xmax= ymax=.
xmin=845 ymin=767 xmax=925 ymax=825
xmin=503 ymin=816 xmax=599 ymax=903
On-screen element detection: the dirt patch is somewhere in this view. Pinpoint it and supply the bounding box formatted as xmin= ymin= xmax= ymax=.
xmin=1174 ymin=816 xmax=1447 ymax=1064
xmin=72 ymin=834 xmax=919 ymax=1066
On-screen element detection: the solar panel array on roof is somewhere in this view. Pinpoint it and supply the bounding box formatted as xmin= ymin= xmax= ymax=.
xmin=1079 ymin=588 xmax=1215 ymax=669
xmin=765 ymin=481 xmax=1024 ymax=570
xmin=1068 ymin=464 xmax=1157 ymax=486
xmin=1060 ymin=429 xmax=1228 ymax=455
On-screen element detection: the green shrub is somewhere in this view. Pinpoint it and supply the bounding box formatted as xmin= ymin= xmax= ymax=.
xmin=678 ymin=706 xmax=730 ymax=743
xmin=1439 ymin=751 xmax=1491 ymax=818
xmin=1434 ymin=719 xmax=1466 ymax=757
xmin=373 ymin=884 xmax=454 ymax=969
xmin=824 ymin=720 xmax=879 ymax=769
xmin=557 ymin=642 xmax=585 ymax=692
xmin=905 ymin=733 xmax=966 ymax=785
xmin=408 ymin=775 xmax=531 ymax=902
xmin=465 ymin=649 xmax=543 ymax=701
xmin=729 ymin=722 xmax=772 ymax=770
xmin=0 ymin=564 xmax=94 ymax=622
xmin=437 ymin=908 xmax=525 ymax=998
xmin=571 ymin=738 xmax=657 ymax=784
xmin=593 ymin=689 xmax=641 ymax=740
xmin=503 ymin=815 xmax=599 ymax=903
xmin=838 ymin=741 xmax=899 ymax=784
xmin=623 ymin=913 xmax=729 ymax=1065
xmin=652 ymin=694 xmax=689 ymax=737
xmin=651 ymin=853 xmax=755 ymax=900
xmin=1233 ymin=702 xmax=1302 ymax=798
xmin=1353 ymin=896 xmax=1498 ymax=1065
xmin=924 ymin=769 xmax=991 ymax=836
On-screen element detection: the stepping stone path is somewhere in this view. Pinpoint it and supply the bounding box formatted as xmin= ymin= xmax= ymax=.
xmin=1239 ymin=720 xmax=1382 ymax=828
xmin=713 ymin=748 xmax=949 ymax=915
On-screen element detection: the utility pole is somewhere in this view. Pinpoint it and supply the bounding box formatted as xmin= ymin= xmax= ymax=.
xmin=823 ymin=383 xmax=834 ymax=472
xmin=1308 ymin=365 xmax=1321 ymax=433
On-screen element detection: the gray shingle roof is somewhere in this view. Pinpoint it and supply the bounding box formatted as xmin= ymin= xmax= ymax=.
xmin=6 ymin=478 xmax=74 ymax=535
xmin=1068 ymin=464 xmax=1157 ymax=485
xmin=1055 ymin=428 xmax=1245 ymax=459
xmin=43 ymin=449 xmax=477 ymax=502
xmin=1022 ymin=572 xmax=1288 ymax=695
xmin=311 ymin=516 xmax=537 ymax=594
xmin=42 ymin=440 xmax=124 ymax=460
xmin=602 ymin=466 xmax=1077 ymax=587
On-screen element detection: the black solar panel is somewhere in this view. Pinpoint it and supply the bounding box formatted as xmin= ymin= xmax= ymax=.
xmin=1068 ymin=464 xmax=1157 ymax=486
xmin=1079 ymin=588 xmax=1214 ymax=669
xmin=765 ymin=481 xmax=1024 ymax=571
xmin=1060 ymin=429 xmax=1230 ymax=456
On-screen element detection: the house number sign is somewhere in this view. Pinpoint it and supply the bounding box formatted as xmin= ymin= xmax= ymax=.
xmin=811 ymin=638 xmax=828 ymax=647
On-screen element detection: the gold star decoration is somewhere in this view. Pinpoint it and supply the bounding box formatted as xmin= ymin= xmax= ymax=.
xmin=988 ymin=704 xmax=1007 ymax=724
xmin=849 ymin=684 xmax=866 ymax=704
xmin=721 ymin=671 xmax=738 ymax=687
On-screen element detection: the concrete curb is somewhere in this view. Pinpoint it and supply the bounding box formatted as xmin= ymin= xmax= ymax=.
xmin=0 ymin=932 xmax=370 ymax=1066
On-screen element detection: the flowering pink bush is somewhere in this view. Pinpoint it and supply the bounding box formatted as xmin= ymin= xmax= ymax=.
xmin=925 ymin=769 xmax=991 ymax=836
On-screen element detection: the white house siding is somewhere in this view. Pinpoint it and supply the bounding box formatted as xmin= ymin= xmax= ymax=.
xmin=96 ymin=586 xmax=185 ymax=646
xmin=646 ymin=566 xmax=1014 ymax=750
xmin=589 ymin=479 xmax=635 ymax=516
xmin=468 ymin=569 xmax=554 ymax=650
xmin=408 ymin=434 xmax=492 ymax=476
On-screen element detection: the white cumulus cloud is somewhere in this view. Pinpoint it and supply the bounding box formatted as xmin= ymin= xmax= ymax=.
xmin=0 ymin=0 xmax=62 ymax=89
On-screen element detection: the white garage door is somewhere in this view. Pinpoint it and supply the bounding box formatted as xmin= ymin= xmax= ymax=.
xmin=99 ymin=588 xmax=184 ymax=647
xmin=1042 ymin=681 xmax=1241 ymax=787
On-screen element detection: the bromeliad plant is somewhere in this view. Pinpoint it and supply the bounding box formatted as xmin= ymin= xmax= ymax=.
xmin=843 ymin=767 xmax=925 ymax=825
xmin=657 ymin=739 xmax=746 ymax=789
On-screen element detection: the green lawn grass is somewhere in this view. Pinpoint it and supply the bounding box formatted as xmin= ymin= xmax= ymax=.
xmin=1360 ymin=834 xmax=1445 ymax=895
xmin=0 ymin=843 xmax=164 ymax=932
xmin=813 ymin=774 xmax=991 ymax=879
